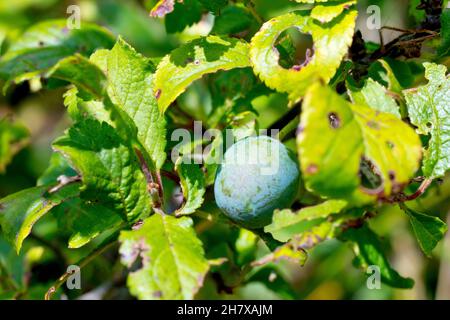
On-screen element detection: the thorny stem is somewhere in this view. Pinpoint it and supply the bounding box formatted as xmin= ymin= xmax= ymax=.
xmin=45 ymin=231 xmax=119 ymax=300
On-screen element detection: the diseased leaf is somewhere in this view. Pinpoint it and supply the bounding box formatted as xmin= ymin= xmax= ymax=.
xmin=0 ymin=117 xmax=29 ymax=173
xmin=53 ymin=119 xmax=152 ymax=222
xmin=175 ymin=161 xmax=206 ymax=216
xmin=0 ymin=19 xmax=114 ymax=91
xmin=404 ymin=63 xmax=450 ymax=179
xmin=92 ymin=38 xmax=167 ymax=170
xmin=298 ymin=83 xmax=422 ymax=205
xmin=0 ymin=183 xmax=80 ymax=253
xmin=348 ymin=78 xmax=401 ymax=118
xmin=119 ymin=214 xmax=209 ymax=300
xmin=265 ymin=200 xmax=348 ymax=242
xmin=154 ymin=36 xmax=251 ymax=112
xmin=402 ymin=205 xmax=448 ymax=257
xmin=250 ymin=7 xmax=356 ymax=102
xmin=341 ymin=225 xmax=415 ymax=289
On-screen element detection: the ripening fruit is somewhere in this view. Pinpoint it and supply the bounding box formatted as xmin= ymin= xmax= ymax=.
xmin=214 ymin=136 xmax=300 ymax=229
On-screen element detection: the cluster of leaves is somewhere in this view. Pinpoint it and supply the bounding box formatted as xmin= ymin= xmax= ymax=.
xmin=0 ymin=0 xmax=449 ymax=299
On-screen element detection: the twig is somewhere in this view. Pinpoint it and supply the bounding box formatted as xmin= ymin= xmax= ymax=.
xmin=45 ymin=232 xmax=119 ymax=300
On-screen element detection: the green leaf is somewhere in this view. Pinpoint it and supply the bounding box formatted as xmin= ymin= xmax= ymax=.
xmin=265 ymin=200 xmax=348 ymax=242
xmin=408 ymin=0 xmax=425 ymax=24
xmin=341 ymin=225 xmax=415 ymax=289
xmin=199 ymin=0 xmax=228 ymax=14
xmin=175 ymin=161 xmax=206 ymax=216
xmin=119 ymin=214 xmax=209 ymax=300
xmin=252 ymin=240 xmax=308 ymax=267
xmin=402 ymin=205 xmax=448 ymax=257
xmin=53 ymin=119 xmax=152 ymax=222
xmin=45 ymin=54 xmax=107 ymax=100
xmin=0 ymin=183 xmax=80 ymax=253
xmin=404 ymin=63 xmax=450 ymax=179
xmin=37 ymin=152 xmax=77 ymax=186
xmin=154 ymin=36 xmax=251 ymax=112
xmin=92 ymin=38 xmax=167 ymax=170
xmin=66 ymin=202 xmax=124 ymax=249
xmin=0 ymin=19 xmax=114 ymax=90
xmin=348 ymin=78 xmax=401 ymax=118
xmin=310 ymin=0 xmax=357 ymax=23
xmin=298 ymin=83 xmax=422 ymax=205
xmin=0 ymin=117 xmax=29 ymax=173
xmin=211 ymin=5 xmax=254 ymax=35
xmin=150 ymin=0 xmax=175 ymax=17
xmin=250 ymin=7 xmax=356 ymax=103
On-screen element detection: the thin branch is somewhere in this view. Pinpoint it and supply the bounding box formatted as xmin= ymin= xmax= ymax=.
xmin=45 ymin=232 xmax=119 ymax=300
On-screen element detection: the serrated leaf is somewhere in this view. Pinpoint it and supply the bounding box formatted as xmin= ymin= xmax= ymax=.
xmin=298 ymin=83 xmax=422 ymax=205
xmin=0 ymin=117 xmax=29 ymax=173
xmin=175 ymin=161 xmax=206 ymax=216
xmin=53 ymin=119 xmax=152 ymax=222
xmin=45 ymin=54 xmax=107 ymax=100
xmin=341 ymin=224 xmax=415 ymax=289
xmin=154 ymin=36 xmax=251 ymax=112
xmin=348 ymin=78 xmax=401 ymax=118
xmin=0 ymin=19 xmax=114 ymax=90
xmin=265 ymin=200 xmax=348 ymax=242
xmin=165 ymin=0 xmax=203 ymax=33
xmin=250 ymin=8 xmax=356 ymax=102
xmin=252 ymin=240 xmax=308 ymax=267
xmin=92 ymin=38 xmax=167 ymax=170
xmin=402 ymin=205 xmax=448 ymax=257
xmin=119 ymin=214 xmax=209 ymax=300
xmin=404 ymin=63 xmax=450 ymax=179
xmin=0 ymin=183 xmax=80 ymax=253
